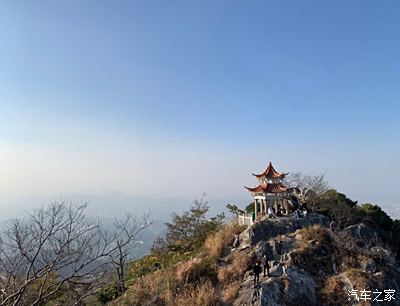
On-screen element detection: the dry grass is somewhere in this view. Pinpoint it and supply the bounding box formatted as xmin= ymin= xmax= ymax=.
xmin=217 ymin=251 xmax=251 ymax=284
xmin=175 ymin=256 xmax=217 ymax=285
xmin=318 ymin=275 xmax=349 ymax=306
xmin=175 ymin=257 xmax=203 ymax=283
xmin=221 ymin=281 xmax=241 ymax=303
xmin=345 ymin=269 xmax=371 ymax=291
xmin=318 ymin=270 xmax=372 ymax=306
xmin=111 ymin=269 xmax=172 ymax=306
xmin=298 ymin=225 xmax=331 ymax=244
xmin=204 ymin=222 xmax=245 ymax=259
xmin=173 ymin=281 xmax=218 ymax=306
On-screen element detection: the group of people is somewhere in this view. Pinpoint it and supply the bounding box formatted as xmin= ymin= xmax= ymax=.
xmin=268 ymin=206 xmax=309 ymax=220
xmin=252 ymin=254 xmax=270 ymax=284
xmin=251 ymin=255 xmax=271 ymax=303
xmin=293 ymin=208 xmax=308 ymax=220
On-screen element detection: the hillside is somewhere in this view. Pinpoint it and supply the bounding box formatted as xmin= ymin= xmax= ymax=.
xmin=108 ymin=212 xmax=400 ymax=306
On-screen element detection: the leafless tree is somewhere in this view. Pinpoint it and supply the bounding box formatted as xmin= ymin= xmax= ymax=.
xmin=285 ymin=172 xmax=330 ymax=196
xmin=0 ymin=201 xmax=151 ymax=306
xmin=108 ymin=212 xmax=152 ymax=294
xmin=285 ymin=172 xmax=330 ymax=211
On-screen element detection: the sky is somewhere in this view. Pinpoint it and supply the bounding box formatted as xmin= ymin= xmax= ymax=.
xmin=0 ymin=1 xmax=399 ymax=218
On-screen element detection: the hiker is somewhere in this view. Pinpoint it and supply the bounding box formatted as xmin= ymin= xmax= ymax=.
xmin=253 ymin=261 xmax=262 ymax=284
xmin=261 ymin=254 xmax=270 ymax=277
xmin=330 ymin=220 xmax=336 ymax=232
xmin=303 ymin=208 xmax=308 ymax=219
xmin=232 ymin=234 xmax=240 ymax=248
xmin=268 ymin=207 xmax=277 ymax=219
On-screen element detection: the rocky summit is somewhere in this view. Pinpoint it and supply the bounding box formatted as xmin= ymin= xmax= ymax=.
xmin=231 ymin=213 xmax=400 ymax=306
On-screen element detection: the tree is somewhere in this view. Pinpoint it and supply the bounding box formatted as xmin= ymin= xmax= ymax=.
xmin=285 ymin=172 xmax=331 ymax=211
xmin=315 ymin=190 xmax=360 ymax=228
xmin=321 ymin=190 xmax=358 ymax=208
xmin=226 ymin=204 xmax=244 ymax=217
xmin=357 ymin=203 xmax=393 ymax=232
xmin=151 ymin=196 xmax=224 ymax=254
xmin=392 ymin=220 xmax=400 ymax=259
xmin=245 ymin=202 xmax=255 ymax=214
xmin=0 ymin=201 xmax=150 ymax=306
xmin=108 ymin=212 xmax=152 ymax=294
xmin=285 ymin=172 xmax=330 ymax=196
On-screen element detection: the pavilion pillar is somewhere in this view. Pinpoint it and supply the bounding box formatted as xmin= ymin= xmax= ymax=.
xmin=260 ymin=199 xmax=264 ymax=216
xmin=264 ymin=200 xmax=267 ymax=215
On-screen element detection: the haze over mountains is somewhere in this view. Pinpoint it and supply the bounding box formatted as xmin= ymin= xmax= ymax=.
xmin=1 ymin=191 xmax=398 ymax=222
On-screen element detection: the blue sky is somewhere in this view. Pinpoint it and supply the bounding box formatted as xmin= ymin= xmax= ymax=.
xmin=0 ymin=1 xmax=399 ymax=215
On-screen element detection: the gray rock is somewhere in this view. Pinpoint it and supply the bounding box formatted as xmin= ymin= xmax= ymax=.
xmin=342 ymin=223 xmax=379 ymax=248
xmin=279 ymin=265 xmax=317 ymax=306
xmin=249 ymin=213 xmax=329 ymax=244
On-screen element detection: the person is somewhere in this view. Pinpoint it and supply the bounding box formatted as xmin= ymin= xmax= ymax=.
xmin=261 ymin=255 xmax=270 ymax=277
xmin=232 ymin=234 xmax=240 ymax=249
xmin=330 ymin=220 xmax=336 ymax=232
xmin=268 ymin=207 xmax=276 ymax=219
xmin=253 ymin=261 xmax=262 ymax=284
xmin=303 ymin=208 xmax=308 ymax=219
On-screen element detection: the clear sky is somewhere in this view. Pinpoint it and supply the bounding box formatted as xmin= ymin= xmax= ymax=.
xmin=0 ymin=1 xmax=399 ymax=215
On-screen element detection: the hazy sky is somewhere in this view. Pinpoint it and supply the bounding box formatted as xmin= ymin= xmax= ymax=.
xmin=1 ymin=1 xmax=399 ymax=215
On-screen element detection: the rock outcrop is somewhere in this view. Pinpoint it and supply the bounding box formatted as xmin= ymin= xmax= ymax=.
xmin=248 ymin=213 xmax=329 ymax=244
xmin=232 ymin=214 xmax=400 ymax=306
xmin=342 ymin=223 xmax=379 ymax=248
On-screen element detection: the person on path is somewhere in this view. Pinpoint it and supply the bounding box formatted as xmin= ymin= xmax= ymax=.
xmin=330 ymin=220 xmax=336 ymax=232
xmin=253 ymin=261 xmax=262 ymax=284
xmin=268 ymin=207 xmax=277 ymax=219
xmin=261 ymin=255 xmax=270 ymax=277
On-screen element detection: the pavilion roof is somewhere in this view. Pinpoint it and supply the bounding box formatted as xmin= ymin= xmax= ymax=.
xmin=244 ymin=182 xmax=288 ymax=194
xmin=252 ymin=162 xmax=288 ymax=179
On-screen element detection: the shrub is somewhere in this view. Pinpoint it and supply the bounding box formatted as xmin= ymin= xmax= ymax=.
xmin=97 ymin=283 xmax=119 ymax=304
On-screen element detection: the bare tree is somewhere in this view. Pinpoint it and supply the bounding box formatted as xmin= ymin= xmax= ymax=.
xmin=108 ymin=212 xmax=152 ymax=294
xmin=0 ymin=201 xmax=151 ymax=306
xmin=285 ymin=172 xmax=330 ymax=211
xmin=285 ymin=172 xmax=330 ymax=196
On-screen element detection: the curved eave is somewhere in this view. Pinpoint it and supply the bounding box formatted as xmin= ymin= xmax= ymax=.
xmin=244 ymin=185 xmax=264 ymax=192
xmin=252 ymin=172 xmax=289 ymax=179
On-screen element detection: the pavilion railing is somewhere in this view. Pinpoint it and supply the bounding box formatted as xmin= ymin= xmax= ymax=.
xmin=238 ymin=213 xmax=253 ymax=227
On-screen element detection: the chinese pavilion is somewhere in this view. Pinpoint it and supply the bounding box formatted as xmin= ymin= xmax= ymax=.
xmin=245 ymin=162 xmax=294 ymax=220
